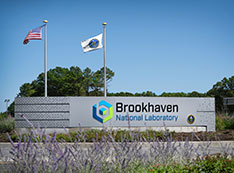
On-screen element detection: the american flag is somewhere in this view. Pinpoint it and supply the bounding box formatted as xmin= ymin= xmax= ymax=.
xmin=23 ymin=26 xmax=42 ymax=44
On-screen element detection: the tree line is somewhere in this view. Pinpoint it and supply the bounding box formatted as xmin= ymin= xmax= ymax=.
xmin=7 ymin=66 xmax=234 ymax=115
xmin=18 ymin=66 xmax=114 ymax=97
xmin=109 ymin=76 xmax=234 ymax=113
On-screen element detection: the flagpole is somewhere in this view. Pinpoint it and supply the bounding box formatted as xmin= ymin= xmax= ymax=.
xmin=103 ymin=22 xmax=107 ymax=97
xmin=43 ymin=20 xmax=48 ymax=97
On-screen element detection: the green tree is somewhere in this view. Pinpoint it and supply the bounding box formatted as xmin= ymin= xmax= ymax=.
xmin=160 ymin=92 xmax=187 ymax=97
xmin=90 ymin=67 xmax=115 ymax=96
xmin=207 ymin=76 xmax=234 ymax=113
xmin=18 ymin=66 xmax=115 ymax=97
xmin=108 ymin=92 xmax=135 ymax=96
xmin=187 ymin=91 xmax=207 ymax=97
xmin=18 ymin=83 xmax=35 ymax=97
xmin=135 ymin=91 xmax=157 ymax=97
xmin=47 ymin=67 xmax=70 ymax=96
xmin=68 ymin=66 xmax=84 ymax=96
xmin=7 ymin=102 xmax=15 ymax=117
xmin=82 ymin=67 xmax=93 ymax=96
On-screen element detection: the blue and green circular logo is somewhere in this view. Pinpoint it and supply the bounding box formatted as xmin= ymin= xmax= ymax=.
xmin=88 ymin=39 xmax=99 ymax=48
xmin=187 ymin=114 xmax=195 ymax=124
xmin=93 ymin=100 xmax=113 ymax=124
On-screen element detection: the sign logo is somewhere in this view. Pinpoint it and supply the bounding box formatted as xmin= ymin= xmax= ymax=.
xmin=187 ymin=114 xmax=195 ymax=124
xmin=89 ymin=39 xmax=99 ymax=48
xmin=93 ymin=100 xmax=113 ymax=123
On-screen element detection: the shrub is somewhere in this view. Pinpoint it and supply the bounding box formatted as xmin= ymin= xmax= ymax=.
xmin=6 ymin=127 xmax=234 ymax=172
xmin=56 ymin=133 xmax=71 ymax=142
xmin=0 ymin=112 xmax=8 ymax=120
xmin=3 ymin=114 xmax=234 ymax=172
xmin=149 ymin=155 xmax=234 ymax=172
xmin=185 ymin=154 xmax=234 ymax=172
xmin=223 ymin=117 xmax=234 ymax=130
xmin=216 ymin=114 xmax=234 ymax=130
xmin=216 ymin=115 xmax=226 ymax=130
xmin=0 ymin=117 xmax=14 ymax=133
xmin=4 ymin=119 xmax=234 ymax=173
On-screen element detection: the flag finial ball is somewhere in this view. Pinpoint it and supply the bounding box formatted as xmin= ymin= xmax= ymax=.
xmin=103 ymin=22 xmax=107 ymax=25
xmin=43 ymin=20 xmax=48 ymax=23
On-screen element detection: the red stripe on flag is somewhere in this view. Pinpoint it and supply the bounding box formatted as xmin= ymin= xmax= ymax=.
xmin=23 ymin=27 xmax=42 ymax=45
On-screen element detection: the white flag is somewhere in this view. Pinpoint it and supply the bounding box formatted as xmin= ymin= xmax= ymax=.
xmin=81 ymin=33 xmax=103 ymax=53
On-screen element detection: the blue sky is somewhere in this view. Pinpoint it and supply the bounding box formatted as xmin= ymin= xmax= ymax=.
xmin=1 ymin=0 xmax=234 ymax=112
